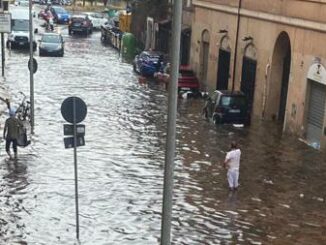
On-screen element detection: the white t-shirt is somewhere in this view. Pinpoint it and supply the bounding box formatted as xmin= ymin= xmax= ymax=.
xmin=225 ymin=149 xmax=241 ymax=170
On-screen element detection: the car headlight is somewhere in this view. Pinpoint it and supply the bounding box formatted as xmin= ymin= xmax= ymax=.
xmin=8 ymin=34 xmax=14 ymax=41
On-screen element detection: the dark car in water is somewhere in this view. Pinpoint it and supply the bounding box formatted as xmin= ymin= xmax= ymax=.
xmin=39 ymin=33 xmax=64 ymax=57
xmin=204 ymin=90 xmax=249 ymax=125
xmin=133 ymin=50 xmax=164 ymax=77
xmin=68 ymin=14 xmax=93 ymax=35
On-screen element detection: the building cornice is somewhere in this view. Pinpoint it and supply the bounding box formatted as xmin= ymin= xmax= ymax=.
xmin=193 ymin=0 xmax=326 ymax=33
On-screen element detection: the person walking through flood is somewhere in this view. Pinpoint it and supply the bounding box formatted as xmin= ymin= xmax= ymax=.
xmin=3 ymin=109 xmax=23 ymax=160
xmin=224 ymin=141 xmax=241 ymax=191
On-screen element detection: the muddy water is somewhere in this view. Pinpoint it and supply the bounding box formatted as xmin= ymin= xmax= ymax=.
xmin=0 ymin=20 xmax=325 ymax=245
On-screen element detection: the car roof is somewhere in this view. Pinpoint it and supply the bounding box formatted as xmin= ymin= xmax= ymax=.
xmin=72 ymin=14 xmax=87 ymax=18
xmin=52 ymin=6 xmax=66 ymax=11
xmin=215 ymin=90 xmax=245 ymax=96
xmin=42 ymin=33 xmax=62 ymax=36
xmin=141 ymin=50 xmax=164 ymax=56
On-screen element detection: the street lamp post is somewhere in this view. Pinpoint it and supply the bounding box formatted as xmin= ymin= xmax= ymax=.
xmin=160 ymin=1 xmax=182 ymax=245
xmin=231 ymin=0 xmax=242 ymax=92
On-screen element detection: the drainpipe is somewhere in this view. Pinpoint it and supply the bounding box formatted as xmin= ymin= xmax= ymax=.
xmin=231 ymin=0 xmax=242 ymax=92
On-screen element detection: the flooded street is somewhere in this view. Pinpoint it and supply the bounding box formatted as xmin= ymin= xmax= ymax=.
xmin=0 ymin=13 xmax=326 ymax=245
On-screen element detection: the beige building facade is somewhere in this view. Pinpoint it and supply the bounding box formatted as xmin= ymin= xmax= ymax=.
xmin=190 ymin=0 xmax=326 ymax=150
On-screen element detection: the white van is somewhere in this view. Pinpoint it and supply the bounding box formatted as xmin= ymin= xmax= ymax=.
xmin=7 ymin=8 xmax=37 ymax=50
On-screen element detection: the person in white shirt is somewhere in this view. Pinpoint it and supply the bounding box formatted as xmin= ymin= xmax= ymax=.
xmin=224 ymin=141 xmax=241 ymax=191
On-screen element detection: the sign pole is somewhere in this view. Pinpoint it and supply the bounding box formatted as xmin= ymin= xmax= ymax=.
xmin=29 ymin=0 xmax=35 ymax=134
xmin=1 ymin=33 xmax=4 ymax=77
xmin=160 ymin=1 xmax=182 ymax=244
xmin=73 ymin=97 xmax=80 ymax=240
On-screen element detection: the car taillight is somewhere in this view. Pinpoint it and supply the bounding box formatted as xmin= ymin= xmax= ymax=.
xmin=215 ymin=107 xmax=225 ymax=113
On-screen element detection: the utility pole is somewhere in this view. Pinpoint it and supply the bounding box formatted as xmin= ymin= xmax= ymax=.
xmin=1 ymin=33 xmax=4 ymax=77
xmin=231 ymin=0 xmax=242 ymax=91
xmin=29 ymin=0 xmax=35 ymax=134
xmin=160 ymin=1 xmax=182 ymax=245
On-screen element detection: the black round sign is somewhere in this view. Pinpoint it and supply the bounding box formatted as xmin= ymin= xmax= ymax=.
xmin=28 ymin=58 xmax=38 ymax=74
xmin=61 ymin=97 xmax=87 ymax=123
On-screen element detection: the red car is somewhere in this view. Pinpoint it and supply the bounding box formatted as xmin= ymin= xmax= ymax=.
xmin=154 ymin=65 xmax=201 ymax=96
xmin=178 ymin=65 xmax=200 ymax=95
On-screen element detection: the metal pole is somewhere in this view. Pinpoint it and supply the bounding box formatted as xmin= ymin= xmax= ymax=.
xmin=160 ymin=1 xmax=182 ymax=245
xmin=231 ymin=0 xmax=242 ymax=92
xmin=29 ymin=0 xmax=35 ymax=134
xmin=73 ymin=97 xmax=80 ymax=240
xmin=1 ymin=33 xmax=4 ymax=77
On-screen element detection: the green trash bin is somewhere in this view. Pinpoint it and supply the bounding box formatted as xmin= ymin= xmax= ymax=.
xmin=121 ymin=32 xmax=137 ymax=60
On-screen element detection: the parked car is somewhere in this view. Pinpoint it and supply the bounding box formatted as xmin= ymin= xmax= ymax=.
xmin=133 ymin=50 xmax=165 ymax=77
xmin=154 ymin=65 xmax=201 ymax=96
xmin=50 ymin=6 xmax=70 ymax=23
xmin=15 ymin=0 xmax=36 ymax=17
xmin=60 ymin=0 xmax=72 ymax=5
xmin=39 ymin=33 xmax=64 ymax=57
xmin=84 ymin=12 xmax=107 ymax=29
xmin=68 ymin=14 xmax=93 ymax=35
xmin=204 ymin=90 xmax=249 ymax=125
xmin=178 ymin=66 xmax=200 ymax=95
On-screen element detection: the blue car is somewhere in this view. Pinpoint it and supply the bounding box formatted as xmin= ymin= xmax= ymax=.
xmin=133 ymin=51 xmax=165 ymax=77
xmin=50 ymin=6 xmax=70 ymax=24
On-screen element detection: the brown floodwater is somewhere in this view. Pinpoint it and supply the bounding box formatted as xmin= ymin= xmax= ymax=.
xmin=0 ymin=14 xmax=325 ymax=245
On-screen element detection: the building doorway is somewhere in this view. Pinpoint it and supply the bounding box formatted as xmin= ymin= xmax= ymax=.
xmin=216 ymin=49 xmax=231 ymax=90
xmin=305 ymin=63 xmax=326 ymax=149
xmin=181 ymin=27 xmax=191 ymax=65
xmin=266 ymin=32 xmax=291 ymax=122
xmin=200 ymin=30 xmax=210 ymax=91
xmin=240 ymin=44 xmax=257 ymax=122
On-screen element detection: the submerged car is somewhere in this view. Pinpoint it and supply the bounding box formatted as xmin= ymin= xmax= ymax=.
xmin=84 ymin=12 xmax=107 ymax=29
xmin=50 ymin=6 xmax=70 ymax=23
xmin=39 ymin=33 xmax=64 ymax=57
xmin=178 ymin=66 xmax=200 ymax=95
xmin=133 ymin=50 xmax=165 ymax=77
xmin=68 ymin=14 xmax=93 ymax=35
xmin=204 ymin=90 xmax=249 ymax=125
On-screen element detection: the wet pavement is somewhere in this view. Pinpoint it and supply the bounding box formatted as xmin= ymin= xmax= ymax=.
xmin=0 ymin=6 xmax=326 ymax=245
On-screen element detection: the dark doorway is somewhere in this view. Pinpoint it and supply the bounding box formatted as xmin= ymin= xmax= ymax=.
xmin=241 ymin=56 xmax=257 ymax=121
xmin=278 ymin=49 xmax=291 ymax=122
xmin=181 ymin=28 xmax=191 ymax=65
xmin=216 ymin=49 xmax=231 ymax=90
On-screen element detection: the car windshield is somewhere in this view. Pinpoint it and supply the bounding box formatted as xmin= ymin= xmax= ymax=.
xmin=19 ymin=1 xmax=29 ymax=6
xmin=221 ymin=96 xmax=246 ymax=107
xmin=12 ymin=19 xmax=29 ymax=31
xmin=42 ymin=35 xmax=61 ymax=43
xmin=72 ymin=17 xmax=86 ymax=22
xmin=54 ymin=8 xmax=66 ymax=14
xmin=91 ymin=13 xmax=104 ymax=18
